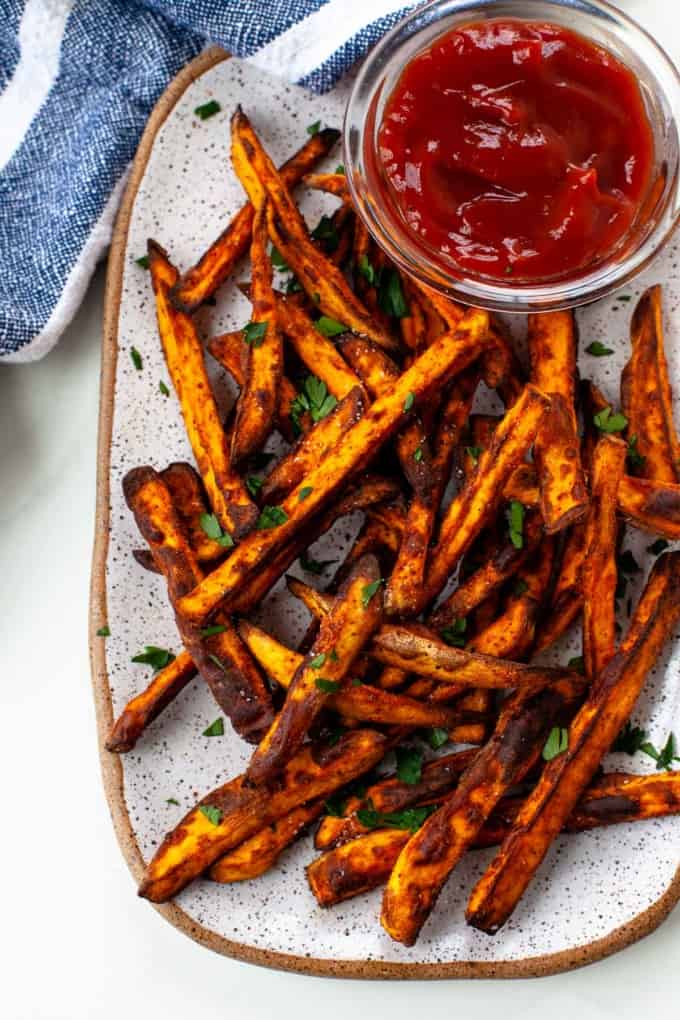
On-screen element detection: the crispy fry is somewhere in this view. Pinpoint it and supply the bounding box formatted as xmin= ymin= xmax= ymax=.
xmin=314 ymin=749 xmax=478 ymax=851
xmin=582 ymin=435 xmax=627 ymax=681
xmin=123 ymin=466 xmax=274 ymax=742
xmin=275 ymin=295 xmax=364 ymax=399
xmin=147 ymin=241 xmax=257 ymax=538
xmin=177 ymin=310 xmax=490 ymax=623
xmin=302 ymin=171 xmax=350 ymax=200
xmin=381 ymin=668 xmax=581 ymax=944
xmin=238 ymin=618 xmax=476 ymax=731
xmin=399 ymin=280 xmax=428 ymax=352
xmin=621 ymin=285 xmax=680 ymax=482
xmin=386 ymin=368 xmax=481 ymax=617
xmin=138 ymin=727 xmax=388 ymax=902
xmin=421 ymin=385 xmax=551 ymax=611
xmin=231 ymin=108 xmax=397 ymax=352
xmin=618 ymin=475 xmax=680 ymax=540
xmin=467 ymin=535 xmax=556 ymax=661
xmin=529 ymin=310 xmax=588 ymax=532
xmin=370 ymin=622 xmax=579 ymax=692
xmin=209 ymin=801 xmax=324 ymax=883
xmin=230 ymin=202 xmax=283 ymax=466
xmin=246 ymin=556 xmax=385 ymax=785
xmin=106 ymin=650 xmax=197 ymax=753
xmin=228 ymin=475 xmax=400 ymax=615
xmin=430 ymin=512 xmax=541 ymax=628
xmin=467 ymin=552 xmax=680 ymax=934
xmin=260 ymin=387 xmax=365 ymax=504
xmin=308 ymin=770 xmax=680 ymax=907
xmin=338 ymin=335 xmax=437 ymax=498
xmin=208 ymin=330 xmax=302 ymax=442
xmin=172 ymin=128 xmax=340 ymax=311
xmin=160 ymin=462 xmax=225 ymax=562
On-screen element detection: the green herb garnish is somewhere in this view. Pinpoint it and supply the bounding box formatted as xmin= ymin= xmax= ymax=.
xmin=257 ymin=505 xmax=289 ymax=530
xmin=508 ymin=500 xmax=525 ymax=549
xmin=593 ymin=406 xmax=628 ymax=433
xmin=132 ymin=646 xmax=175 ymax=672
xmin=199 ymin=804 xmax=223 ymax=825
xmin=403 ymin=391 xmax=415 ymax=413
xmin=585 ymin=341 xmax=614 ymax=357
xmin=200 ymin=512 xmax=234 ymax=548
xmin=361 ymin=578 xmax=384 ymax=607
xmin=307 ymin=120 xmax=321 ymax=135
xmin=627 ymin=434 xmax=645 ymax=470
xmin=378 ymin=268 xmax=409 ymax=318
xmin=299 ymin=552 xmax=336 ymax=575
xmin=396 ymin=746 xmax=423 ymax=785
xmin=465 ymin=445 xmax=483 ymax=465
xmin=202 ymin=717 xmax=225 ymax=738
xmin=357 ymin=254 xmax=376 ymax=285
xmin=310 ymin=653 xmax=326 ymax=670
xmin=291 ymin=375 xmax=338 ymax=431
xmin=200 ymin=624 xmax=227 ymax=638
xmin=96 ymin=625 xmax=110 ymax=637
xmin=316 ymin=677 xmax=341 ymax=694
xmin=298 ymin=486 xmax=313 ymax=502
xmin=315 ymin=315 xmax=346 ymax=337
xmin=130 ymin=347 xmax=143 ymax=371
xmin=356 ymin=800 xmax=438 ymax=834
xmin=243 ymin=321 xmax=268 ymax=347
xmin=194 ymin=100 xmax=221 ymax=120
xmin=311 ymin=214 xmax=340 ymax=253
xmin=135 ymin=255 xmax=149 ymax=270
xmin=246 ymin=475 xmax=264 ymax=497
xmin=542 ymin=726 xmax=568 ymax=761
xmin=426 ymin=727 xmax=449 ymax=750
xmin=440 ymin=618 xmax=467 ymax=648
xmin=159 ymin=380 xmax=170 ymax=396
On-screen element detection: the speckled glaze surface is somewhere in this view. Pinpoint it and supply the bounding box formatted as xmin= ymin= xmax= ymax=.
xmin=91 ymin=49 xmax=680 ymax=977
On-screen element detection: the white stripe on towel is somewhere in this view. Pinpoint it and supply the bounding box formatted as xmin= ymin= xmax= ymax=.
xmin=249 ymin=0 xmax=409 ymax=84
xmin=0 ymin=0 xmax=75 ymax=172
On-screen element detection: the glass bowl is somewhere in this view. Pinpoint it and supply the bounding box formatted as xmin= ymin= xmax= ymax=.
xmin=343 ymin=0 xmax=680 ymax=312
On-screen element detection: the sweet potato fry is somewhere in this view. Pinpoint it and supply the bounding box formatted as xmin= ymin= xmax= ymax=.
xmin=171 ymin=127 xmax=340 ymax=311
xmin=245 ymin=556 xmax=384 ymax=785
xmin=238 ymin=619 xmax=476 ymax=731
xmin=467 ymin=535 xmax=556 ymax=661
xmin=467 ymin=552 xmax=680 ymax=934
xmin=209 ymin=801 xmax=324 ymax=883
xmin=430 ymin=512 xmax=541 ymax=628
xmin=139 ymin=727 xmax=388 ymax=902
xmin=302 ymin=171 xmax=350 ymax=201
xmin=228 ymin=474 xmax=400 ymax=616
xmin=399 ymin=280 xmax=428 ymax=353
xmin=177 ymin=310 xmax=490 ymax=623
xmin=106 ymin=650 xmax=197 ymax=753
xmin=160 ymin=462 xmax=225 ymax=562
xmin=147 ymin=241 xmax=257 ymax=538
xmin=386 ymin=368 xmax=481 ymax=617
xmin=230 ymin=202 xmax=283 ymax=466
xmin=123 ymin=466 xmax=274 ymax=742
xmin=381 ymin=668 xmax=582 ymax=944
xmin=208 ymin=330 xmax=302 ymax=442
xmin=618 ymin=475 xmax=680 ymax=540
xmin=621 ymin=285 xmax=680 ymax=482
xmin=308 ymin=770 xmax=680 ymax=907
xmin=582 ymin=435 xmax=627 ymax=681
xmin=529 ymin=310 xmax=588 ymax=532
xmin=421 ymin=385 xmax=551 ymax=610
xmin=260 ymin=387 xmax=365 ymax=504
xmin=275 ymin=295 xmax=364 ymax=399
xmin=231 ymin=108 xmax=397 ymax=351
xmin=314 ymin=748 xmax=478 ymax=852
xmin=338 ymin=335 xmax=438 ymax=498
xmin=370 ymin=623 xmax=579 ymax=692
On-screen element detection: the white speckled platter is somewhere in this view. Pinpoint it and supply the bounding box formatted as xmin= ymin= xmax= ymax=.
xmin=91 ymin=49 xmax=680 ymax=978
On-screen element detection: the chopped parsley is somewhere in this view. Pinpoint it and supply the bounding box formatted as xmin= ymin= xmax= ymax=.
xmin=396 ymin=746 xmax=423 ymax=785
xmin=166 ymin=798 xmax=180 ymax=806
xmin=194 ymin=100 xmax=221 ymax=120
xmin=159 ymin=380 xmax=170 ymax=396
xmin=246 ymin=475 xmax=264 ymax=497
xmin=356 ymin=800 xmax=438 ymax=833
xmin=613 ymin=720 xmax=648 ymax=755
xmin=403 ymin=391 xmax=415 ymax=413
xmin=256 ymin=505 xmax=288 ymax=530
xmin=315 ymin=315 xmax=346 ymax=337
xmin=135 ymin=255 xmax=149 ymax=270
xmin=335 ymin=164 xmax=345 ymax=175
xmin=309 ymin=653 xmax=326 ymax=669
xmin=298 ymin=486 xmax=313 ymax=502
xmin=307 ymin=120 xmax=321 ymax=135
xmin=567 ymin=655 xmax=585 ymax=673
xmin=200 ymin=623 xmax=227 ymax=638
xmin=200 ymin=512 xmax=234 ymax=548
xmin=585 ymin=341 xmax=614 ymax=357
xmin=593 ymin=406 xmax=628 ymax=433
xmin=270 ymin=246 xmax=289 ymax=271
xmin=291 ymin=375 xmax=338 ymax=432
xmin=315 ymin=677 xmax=341 ymax=694
xmin=311 ymin=215 xmax=340 ymax=253
xmin=507 ymin=500 xmax=525 ymax=550
xmin=413 ymin=446 xmax=423 ymax=463
xmin=626 ymin=434 xmax=645 ymax=470
xmin=299 ymin=552 xmax=336 ymax=575
xmin=131 ymin=646 xmax=175 ymax=672
xmin=361 ymin=578 xmax=384 ymax=607
xmin=542 ymin=726 xmax=568 ymax=761
xmin=357 ymin=254 xmax=377 ymax=286
xmin=465 ymin=445 xmax=483 ymax=465
xmin=130 ymin=346 xmax=143 ymax=371
xmin=96 ymin=625 xmax=110 ymax=637
xmin=199 ymin=804 xmax=223 ymax=825
xmin=441 ymin=618 xmax=467 ymax=648
xmin=426 ymin=727 xmax=450 ymax=750
xmin=243 ymin=321 xmax=268 ymax=347
xmin=202 ymin=717 xmax=225 ymax=738
xmin=378 ymin=268 xmax=409 ymax=318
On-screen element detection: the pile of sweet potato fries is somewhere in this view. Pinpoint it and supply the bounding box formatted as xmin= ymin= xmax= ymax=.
xmin=105 ymin=107 xmax=680 ymax=945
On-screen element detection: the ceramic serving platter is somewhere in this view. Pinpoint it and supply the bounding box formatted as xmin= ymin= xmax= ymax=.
xmin=90 ymin=49 xmax=680 ymax=978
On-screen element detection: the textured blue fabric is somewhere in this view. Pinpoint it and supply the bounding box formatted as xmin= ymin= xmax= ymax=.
xmin=0 ymin=0 xmax=416 ymax=358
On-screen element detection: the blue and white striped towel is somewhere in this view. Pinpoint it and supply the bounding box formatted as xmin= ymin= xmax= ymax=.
xmin=0 ymin=0 xmax=415 ymax=362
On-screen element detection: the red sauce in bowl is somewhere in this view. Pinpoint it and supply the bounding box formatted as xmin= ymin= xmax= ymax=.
xmin=377 ymin=19 xmax=654 ymax=283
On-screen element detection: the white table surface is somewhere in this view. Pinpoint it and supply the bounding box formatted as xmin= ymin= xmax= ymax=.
xmin=2 ymin=1 xmax=679 ymax=1014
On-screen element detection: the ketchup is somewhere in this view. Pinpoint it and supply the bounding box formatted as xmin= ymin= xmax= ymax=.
xmin=377 ymin=20 xmax=654 ymax=282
